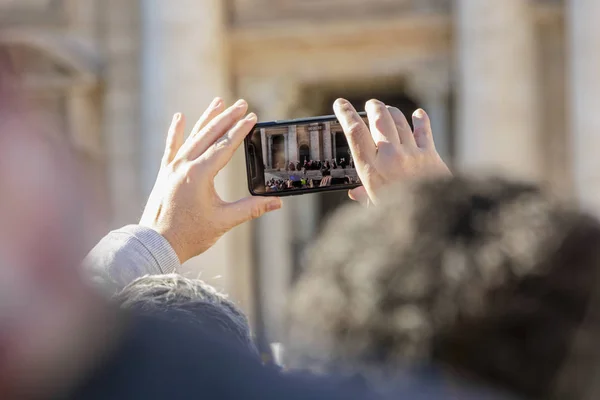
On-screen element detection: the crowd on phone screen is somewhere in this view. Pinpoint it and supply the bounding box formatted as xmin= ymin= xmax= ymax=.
xmin=4 ymin=49 xmax=600 ymax=400
xmin=265 ymin=173 xmax=359 ymax=192
xmin=266 ymin=157 xmax=358 ymax=192
xmin=283 ymin=158 xmax=355 ymax=172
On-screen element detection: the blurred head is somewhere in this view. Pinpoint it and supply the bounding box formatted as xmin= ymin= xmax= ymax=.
xmin=286 ymin=176 xmax=600 ymax=399
xmin=0 ymin=42 xmax=105 ymax=397
xmin=115 ymin=274 xmax=258 ymax=356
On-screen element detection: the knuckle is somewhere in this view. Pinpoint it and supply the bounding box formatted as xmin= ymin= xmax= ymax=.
xmin=162 ymin=162 xmax=177 ymax=176
xmin=407 ymin=152 xmax=422 ymax=166
xmin=214 ymin=136 xmax=232 ymax=151
xmin=168 ymin=159 xmax=184 ymax=173
xmin=181 ymin=163 xmax=199 ymax=181
xmin=250 ymin=204 xmax=265 ymax=220
xmin=373 ymin=115 xmax=388 ymax=132
xmin=379 ymin=143 xmax=400 ymax=158
xmin=396 ymin=123 xmax=409 ymax=134
xmin=389 ymin=146 xmax=404 ymax=160
xmin=346 ymin=122 xmax=365 ymax=137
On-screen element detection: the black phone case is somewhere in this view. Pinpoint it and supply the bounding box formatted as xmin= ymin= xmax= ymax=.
xmin=244 ymin=113 xmax=367 ymax=197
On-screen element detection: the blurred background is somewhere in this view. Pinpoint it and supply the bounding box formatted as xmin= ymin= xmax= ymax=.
xmin=2 ymin=0 xmax=598 ymax=350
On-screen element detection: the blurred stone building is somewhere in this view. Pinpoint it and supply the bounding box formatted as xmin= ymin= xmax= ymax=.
xmin=3 ymin=0 xmax=599 ymax=348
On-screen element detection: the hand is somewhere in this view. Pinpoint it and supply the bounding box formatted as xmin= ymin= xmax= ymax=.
xmin=140 ymin=98 xmax=283 ymax=264
xmin=334 ymin=99 xmax=451 ymax=205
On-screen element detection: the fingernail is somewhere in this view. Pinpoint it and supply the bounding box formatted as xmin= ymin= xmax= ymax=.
xmin=413 ymin=109 xmax=425 ymax=118
xmin=267 ymin=198 xmax=282 ymax=211
xmin=235 ymin=99 xmax=247 ymax=108
xmin=172 ymin=113 xmax=181 ymax=122
xmin=335 ymin=98 xmax=349 ymax=107
xmin=246 ymin=112 xmax=257 ymax=121
xmin=211 ymin=97 xmax=223 ymax=108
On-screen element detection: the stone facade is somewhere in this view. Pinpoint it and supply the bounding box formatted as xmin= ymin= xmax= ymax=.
xmin=569 ymin=0 xmax=600 ymax=214
xmin=261 ymin=122 xmax=348 ymax=169
xmin=457 ymin=0 xmax=541 ymax=180
xmin=6 ymin=0 xmax=598 ymax=344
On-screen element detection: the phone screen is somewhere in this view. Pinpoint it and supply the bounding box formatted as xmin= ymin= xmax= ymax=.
xmin=245 ymin=115 xmax=367 ymax=196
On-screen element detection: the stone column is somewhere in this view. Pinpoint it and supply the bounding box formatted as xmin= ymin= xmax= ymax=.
xmin=322 ymin=122 xmax=333 ymax=161
xmin=309 ymin=125 xmax=321 ymax=160
xmin=569 ymin=0 xmax=600 ymax=215
xmin=67 ymin=87 xmax=107 ymax=242
xmin=267 ymin=135 xmax=273 ymax=169
xmin=332 ymin=133 xmax=337 ymax=160
xmin=102 ymin=0 xmax=143 ymax=227
xmin=260 ymin=128 xmax=268 ymax=167
xmin=288 ymin=125 xmax=299 ymax=164
xmin=284 ymin=133 xmax=289 ymax=165
xmin=456 ymin=0 xmax=540 ymax=179
xmin=71 ymin=0 xmax=99 ymax=42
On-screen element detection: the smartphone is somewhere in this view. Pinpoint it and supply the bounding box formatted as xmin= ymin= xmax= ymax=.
xmin=244 ymin=113 xmax=367 ymax=196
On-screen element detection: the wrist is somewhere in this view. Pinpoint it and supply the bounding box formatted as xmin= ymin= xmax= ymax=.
xmin=138 ymin=223 xmax=186 ymax=266
xmin=160 ymin=230 xmax=188 ymax=265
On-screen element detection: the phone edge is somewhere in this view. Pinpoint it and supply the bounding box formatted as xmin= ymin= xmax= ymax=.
xmin=253 ymin=111 xmax=368 ymax=129
xmin=244 ymin=112 xmax=367 ymax=197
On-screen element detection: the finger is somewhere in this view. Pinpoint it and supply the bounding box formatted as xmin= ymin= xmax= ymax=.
xmin=333 ymin=98 xmax=376 ymax=166
xmin=224 ymin=195 xmax=283 ymax=228
xmin=348 ymin=186 xmax=370 ymax=206
xmin=198 ymin=112 xmax=257 ymax=175
xmin=387 ymin=106 xmax=415 ymax=147
xmin=412 ymin=109 xmax=435 ymax=149
xmin=183 ymin=99 xmax=248 ymax=160
xmin=162 ymin=113 xmax=186 ymax=166
xmin=190 ymin=97 xmax=225 ymax=137
xmin=365 ymin=99 xmax=400 ymax=148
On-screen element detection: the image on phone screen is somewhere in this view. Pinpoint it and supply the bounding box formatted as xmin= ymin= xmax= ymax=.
xmin=245 ymin=114 xmax=367 ymax=196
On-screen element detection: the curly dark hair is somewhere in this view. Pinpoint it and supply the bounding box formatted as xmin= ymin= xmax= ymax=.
xmin=286 ymin=176 xmax=600 ymax=399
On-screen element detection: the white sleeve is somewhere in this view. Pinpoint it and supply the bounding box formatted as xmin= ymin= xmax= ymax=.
xmin=83 ymin=225 xmax=180 ymax=294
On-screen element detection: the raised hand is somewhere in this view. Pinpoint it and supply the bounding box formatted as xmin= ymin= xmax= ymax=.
xmin=140 ymin=98 xmax=282 ymax=263
xmin=334 ymin=99 xmax=451 ymax=205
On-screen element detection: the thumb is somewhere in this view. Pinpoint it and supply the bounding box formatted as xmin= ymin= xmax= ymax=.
xmin=224 ymin=196 xmax=283 ymax=228
xmin=349 ymin=186 xmax=370 ymax=207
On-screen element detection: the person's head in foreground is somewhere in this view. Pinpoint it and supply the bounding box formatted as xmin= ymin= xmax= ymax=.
xmin=286 ymin=176 xmax=600 ymax=399
xmin=0 ymin=45 xmax=122 ymax=399
xmin=115 ymin=274 xmax=258 ymax=356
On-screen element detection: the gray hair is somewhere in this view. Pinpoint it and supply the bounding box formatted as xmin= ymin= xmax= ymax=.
xmin=115 ymin=274 xmax=257 ymax=355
